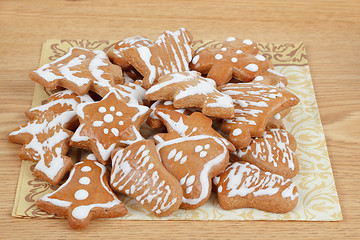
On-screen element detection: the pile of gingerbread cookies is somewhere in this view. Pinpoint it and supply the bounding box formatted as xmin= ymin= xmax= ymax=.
xmin=9 ymin=28 xmax=300 ymax=230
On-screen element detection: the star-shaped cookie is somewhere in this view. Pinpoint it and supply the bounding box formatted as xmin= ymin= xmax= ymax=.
xmin=154 ymin=109 xmax=235 ymax=152
xmin=70 ymin=91 xmax=151 ymax=165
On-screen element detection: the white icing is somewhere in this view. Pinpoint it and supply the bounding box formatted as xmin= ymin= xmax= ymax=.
xmin=81 ymin=166 xmax=92 ymax=172
xmin=243 ymin=39 xmax=253 ymax=45
xmin=244 ymin=63 xmax=259 ymax=72
xmin=255 ymin=54 xmax=266 ymax=61
xmin=79 ymin=177 xmax=91 ymax=185
xmin=236 ymin=50 xmax=243 ymax=54
xmin=103 ymin=114 xmax=114 ymax=123
xmin=231 ymin=57 xmax=238 ymax=63
xmin=232 ymin=128 xmax=242 ymax=136
xmin=74 ymin=189 xmax=89 ymax=200
xmin=192 ymin=55 xmax=199 ymax=65
xmin=99 ymin=107 xmax=106 ymax=113
xmin=195 ymin=145 xmax=203 ymax=152
xmin=226 ymin=37 xmax=236 ymax=42
xmin=215 ymin=54 xmax=223 ymax=60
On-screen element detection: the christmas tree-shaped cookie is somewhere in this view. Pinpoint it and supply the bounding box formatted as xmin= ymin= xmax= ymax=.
xmin=36 ymin=154 xmax=128 ymax=230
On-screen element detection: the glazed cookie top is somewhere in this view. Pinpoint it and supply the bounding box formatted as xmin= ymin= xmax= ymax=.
xmin=25 ymin=90 xmax=93 ymax=120
xmin=110 ymin=140 xmax=182 ymax=216
xmin=216 ymin=162 xmax=298 ymax=201
xmin=30 ymin=47 xmax=123 ymax=96
xmin=154 ymin=109 xmax=235 ymax=152
xmin=146 ymin=71 xmax=234 ymax=119
xmin=122 ymin=28 xmax=193 ymax=89
xmin=190 ymin=37 xmax=271 ymax=86
xmin=37 ymin=154 xmax=127 ymax=230
xmin=218 ymin=83 xmax=299 ymax=149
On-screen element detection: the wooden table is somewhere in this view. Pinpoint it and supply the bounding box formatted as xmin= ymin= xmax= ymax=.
xmin=1 ymin=0 xmax=359 ymax=238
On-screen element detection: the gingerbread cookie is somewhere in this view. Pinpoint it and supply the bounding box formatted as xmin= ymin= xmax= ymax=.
xmin=110 ymin=140 xmax=182 ymax=216
xmin=108 ymin=35 xmax=153 ymax=70
xmin=231 ymin=129 xmax=299 ymax=179
xmin=154 ymin=109 xmax=235 ymax=152
xmin=146 ymin=71 xmax=234 ymax=119
xmin=70 ymin=91 xmax=151 ymax=165
xmin=36 ymin=154 xmax=128 ymax=230
xmin=216 ymin=162 xmax=298 ymax=213
xmin=190 ymin=38 xmax=271 ymax=86
xmin=8 ymin=111 xmax=76 ymax=185
xmin=146 ymin=100 xmax=191 ymax=129
xmin=218 ymin=83 xmax=299 ymax=149
xmin=111 ymin=80 xmax=146 ymax=105
xmin=25 ymin=90 xmax=93 ymax=121
xmin=30 ymin=47 xmax=123 ymax=96
xmin=252 ymin=68 xmax=288 ymax=88
xmin=121 ymin=28 xmax=193 ymax=89
xmin=155 ymin=134 xmax=229 ymax=209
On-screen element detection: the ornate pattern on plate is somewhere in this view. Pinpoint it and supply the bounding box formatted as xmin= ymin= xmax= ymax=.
xmin=12 ymin=39 xmax=341 ymax=221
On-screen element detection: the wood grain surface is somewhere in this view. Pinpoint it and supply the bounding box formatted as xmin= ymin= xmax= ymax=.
xmin=0 ymin=0 xmax=359 ymax=238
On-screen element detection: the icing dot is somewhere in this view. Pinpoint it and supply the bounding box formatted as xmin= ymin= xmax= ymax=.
xmin=186 ymin=186 xmax=193 ymax=194
xmin=186 ymin=175 xmax=195 ymax=186
xmin=180 ymin=156 xmax=187 ymax=164
xmin=104 ymin=114 xmax=114 ymax=123
xmin=255 ymin=54 xmax=266 ymax=61
xmin=245 ymin=64 xmax=259 ymax=72
xmin=79 ymin=177 xmax=90 ymax=185
xmin=164 ymin=101 xmax=172 ymax=105
xmin=92 ymin=121 xmax=103 ymax=127
xmin=215 ymin=54 xmax=223 ymax=60
xmin=233 ymin=129 xmax=242 ymax=136
xmin=74 ymin=189 xmax=89 ymax=200
xmin=99 ymin=107 xmax=106 ymax=113
xmin=217 ymin=185 xmax=223 ymax=193
xmin=81 ymin=166 xmax=91 ymax=172
xmin=221 ymin=47 xmax=227 ymax=51
xmin=254 ymin=76 xmax=264 ymax=81
xmin=204 ymin=144 xmax=210 ymax=149
xmin=174 ymin=151 xmax=183 ymax=162
xmin=148 ymin=163 xmax=154 ymax=170
xmin=119 ymin=121 xmax=124 ymax=125
xmin=243 ymin=39 xmax=253 ymax=45
xmin=116 ymin=111 xmax=123 ymax=116
xmin=192 ymin=55 xmax=199 ymax=65
xmin=226 ymin=37 xmax=236 ymax=42
xmin=236 ymin=50 xmax=243 ymax=54
xmin=231 ymin=57 xmax=238 ymax=63
xmin=195 ymin=145 xmax=203 ymax=152
xmin=110 ymin=106 xmax=115 ymax=111
xmin=274 ymin=113 xmax=281 ymax=120
xmin=168 ymin=149 xmax=177 ymax=159
xmin=103 ymin=128 xmax=109 ymax=134
xmin=111 ymin=128 xmax=119 ymax=137
xmin=200 ymin=151 xmax=207 ymax=157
